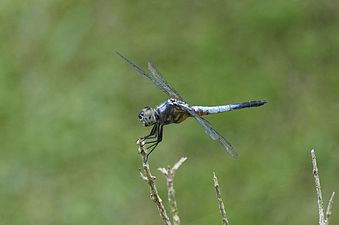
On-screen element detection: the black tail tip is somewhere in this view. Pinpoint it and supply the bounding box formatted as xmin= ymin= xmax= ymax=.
xmin=259 ymin=99 xmax=267 ymax=105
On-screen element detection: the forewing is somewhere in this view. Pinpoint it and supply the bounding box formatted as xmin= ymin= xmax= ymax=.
xmin=147 ymin=62 xmax=183 ymax=100
xmin=175 ymin=102 xmax=238 ymax=159
xmin=116 ymin=52 xmax=183 ymax=100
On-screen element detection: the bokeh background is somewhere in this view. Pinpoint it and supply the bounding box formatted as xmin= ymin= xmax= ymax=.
xmin=1 ymin=0 xmax=338 ymax=224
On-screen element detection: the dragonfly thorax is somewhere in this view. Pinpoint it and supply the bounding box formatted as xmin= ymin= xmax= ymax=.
xmin=138 ymin=107 xmax=158 ymax=127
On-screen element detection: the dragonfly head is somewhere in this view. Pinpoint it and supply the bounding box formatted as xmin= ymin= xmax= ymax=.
xmin=138 ymin=107 xmax=157 ymax=127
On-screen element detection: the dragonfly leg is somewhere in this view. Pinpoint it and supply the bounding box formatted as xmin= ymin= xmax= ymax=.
xmin=140 ymin=124 xmax=157 ymax=142
xmin=143 ymin=127 xmax=159 ymax=149
xmin=146 ymin=125 xmax=163 ymax=158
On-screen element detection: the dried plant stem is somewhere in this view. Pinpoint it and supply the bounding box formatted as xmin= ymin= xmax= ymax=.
xmin=213 ymin=172 xmax=229 ymax=225
xmin=159 ymin=157 xmax=187 ymax=225
xmin=137 ymin=140 xmax=171 ymax=225
xmin=311 ymin=149 xmax=335 ymax=225
xmin=325 ymin=192 xmax=335 ymax=225
xmin=311 ymin=149 xmax=325 ymax=225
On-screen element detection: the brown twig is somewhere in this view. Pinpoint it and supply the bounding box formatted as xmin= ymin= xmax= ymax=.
xmin=325 ymin=192 xmax=335 ymax=225
xmin=311 ymin=149 xmax=335 ymax=225
xmin=159 ymin=157 xmax=187 ymax=225
xmin=213 ymin=172 xmax=230 ymax=225
xmin=311 ymin=149 xmax=325 ymax=225
xmin=137 ymin=139 xmax=171 ymax=225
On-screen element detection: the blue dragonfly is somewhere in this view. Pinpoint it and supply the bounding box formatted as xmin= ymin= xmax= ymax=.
xmin=116 ymin=52 xmax=266 ymax=159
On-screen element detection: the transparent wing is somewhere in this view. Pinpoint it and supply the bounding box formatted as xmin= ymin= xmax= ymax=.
xmin=147 ymin=62 xmax=183 ymax=100
xmin=175 ymin=102 xmax=238 ymax=159
xmin=116 ymin=51 xmax=183 ymax=100
xmin=193 ymin=115 xmax=238 ymax=159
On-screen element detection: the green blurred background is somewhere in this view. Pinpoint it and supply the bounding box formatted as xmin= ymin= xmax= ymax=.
xmin=1 ymin=0 xmax=338 ymax=224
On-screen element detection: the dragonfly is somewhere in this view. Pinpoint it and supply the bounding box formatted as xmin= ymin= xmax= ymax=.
xmin=116 ymin=52 xmax=266 ymax=159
